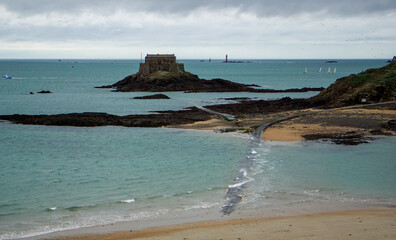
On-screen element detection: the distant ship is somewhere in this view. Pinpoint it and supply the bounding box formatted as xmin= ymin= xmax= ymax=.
xmin=2 ymin=74 xmax=12 ymax=79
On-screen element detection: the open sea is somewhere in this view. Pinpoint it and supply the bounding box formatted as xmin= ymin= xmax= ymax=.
xmin=0 ymin=59 xmax=395 ymax=239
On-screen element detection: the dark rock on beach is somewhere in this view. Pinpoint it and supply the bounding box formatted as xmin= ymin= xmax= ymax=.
xmin=207 ymin=97 xmax=318 ymax=116
xmin=381 ymin=119 xmax=396 ymax=131
xmin=132 ymin=94 xmax=170 ymax=99
xmin=220 ymin=97 xmax=254 ymax=101
xmin=302 ymin=133 xmax=373 ymax=145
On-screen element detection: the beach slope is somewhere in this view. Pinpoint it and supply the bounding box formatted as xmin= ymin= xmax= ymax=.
xmin=54 ymin=208 xmax=396 ymax=240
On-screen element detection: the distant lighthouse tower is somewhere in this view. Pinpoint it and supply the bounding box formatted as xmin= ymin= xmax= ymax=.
xmin=225 ymin=54 xmax=228 ymax=63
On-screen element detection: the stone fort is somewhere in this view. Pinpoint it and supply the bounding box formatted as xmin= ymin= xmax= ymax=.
xmin=139 ymin=54 xmax=185 ymax=77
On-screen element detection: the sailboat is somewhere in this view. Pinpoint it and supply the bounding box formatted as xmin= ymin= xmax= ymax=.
xmin=304 ymin=67 xmax=307 ymax=74
xmin=318 ymin=67 xmax=322 ymax=73
xmin=327 ymin=67 xmax=331 ymax=74
xmin=2 ymin=74 xmax=12 ymax=79
xmin=333 ymin=67 xmax=336 ymax=74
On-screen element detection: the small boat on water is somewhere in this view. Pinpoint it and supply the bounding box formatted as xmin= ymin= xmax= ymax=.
xmin=327 ymin=67 xmax=331 ymax=74
xmin=2 ymin=74 xmax=12 ymax=79
xmin=318 ymin=67 xmax=322 ymax=73
xmin=304 ymin=67 xmax=307 ymax=74
xmin=333 ymin=67 xmax=336 ymax=74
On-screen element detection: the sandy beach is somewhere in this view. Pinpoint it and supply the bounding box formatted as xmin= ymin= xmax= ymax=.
xmin=49 ymin=208 xmax=396 ymax=240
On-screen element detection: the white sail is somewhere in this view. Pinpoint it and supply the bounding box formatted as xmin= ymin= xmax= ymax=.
xmin=333 ymin=67 xmax=336 ymax=74
xmin=318 ymin=67 xmax=322 ymax=73
xmin=328 ymin=67 xmax=331 ymax=73
xmin=304 ymin=67 xmax=307 ymax=74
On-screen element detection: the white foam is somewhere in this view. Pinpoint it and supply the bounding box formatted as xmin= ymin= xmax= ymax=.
xmin=251 ymin=149 xmax=257 ymax=154
xmin=121 ymin=199 xmax=135 ymax=203
xmin=184 ymin=202 xmax=218 ymax=211
xmin=239 ymin=168 xmax=248 ymax=178
xmin=228 ymin=179 xmax=252 ymax=189
xmin=49 ymin=207 xmax=57 ymax=211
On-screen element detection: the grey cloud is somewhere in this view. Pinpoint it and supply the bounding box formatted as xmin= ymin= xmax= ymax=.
xmin=1 ymin=0 xmax=395 ymax=17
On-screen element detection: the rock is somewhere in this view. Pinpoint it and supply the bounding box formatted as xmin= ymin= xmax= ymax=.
xmin=100 ymin=72 xmax=324 ymax=93
xmin=207 ymin=97 xmax=317 ymax=116
xmin=302 ymin=133 xmax=373 ymax=145
xmin=108 ymin=71 xmax=260 ymax=92
xmin=220 ymin=97 xmax=253 ymax=101
xmin=37 ymin=90 xmax=52 ymax=94
xmin=0 ymin=108 xmax=213 ymax=128
xmin=381 ymin=119 xmax=396 ymax=131
xmin=132 ymin=94 xmax=170 ymax=99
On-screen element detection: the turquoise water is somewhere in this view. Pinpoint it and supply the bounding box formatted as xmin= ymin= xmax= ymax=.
xmin=0 ymin=59 xmax=395 ymax=239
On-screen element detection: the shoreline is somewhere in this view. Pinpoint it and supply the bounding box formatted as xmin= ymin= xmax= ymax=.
xmin=37 ymin=206 xmax=396 ymax=240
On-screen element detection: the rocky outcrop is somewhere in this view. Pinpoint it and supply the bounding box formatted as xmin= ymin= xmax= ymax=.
xmin=132 ymin=94 xmax=170 ymax=99
xmin=98 ymin=71 xmax=258 ymax=92
xmin=37 ymin=90 xmax=52 ymax=94
xmin=207 ymin=97 xmax=317 ymax=116
xmin=0 ymin=108 xmax=212 ymax=128
xmin=96 ymin=70 xmax=323 ymax=93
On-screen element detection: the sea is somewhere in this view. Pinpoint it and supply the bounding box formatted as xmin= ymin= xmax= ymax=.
xmin=0 ymin=59 xmax=395 ymax=239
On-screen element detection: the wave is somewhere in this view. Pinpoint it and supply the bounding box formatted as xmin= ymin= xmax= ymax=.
xmin=184 ymin=201 xmax=219 ymax=211
xmin=120 ymin=199 xmax=135 ymax=203
xmin=64 ymin=204 xmax=95 ymax=212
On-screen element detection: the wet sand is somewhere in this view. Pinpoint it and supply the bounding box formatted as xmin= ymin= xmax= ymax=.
xmin=174 ymin=103 xmax=396 ymax=143
xmin=50 ymin=208 xmax=396 ymax=240
xmin=262 ymin=106 xmax=396 ymax=142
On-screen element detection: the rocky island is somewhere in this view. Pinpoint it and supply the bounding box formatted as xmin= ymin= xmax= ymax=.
xmin=97 ymin=54 xmax=323 ymax=93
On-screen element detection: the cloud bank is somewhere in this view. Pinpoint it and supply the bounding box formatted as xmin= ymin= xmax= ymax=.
xmin=0 ymin=0 xmax=395 ymax=58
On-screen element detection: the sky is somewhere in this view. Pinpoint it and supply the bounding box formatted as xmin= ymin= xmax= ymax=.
xmin=0 ymin=0 xmax=395 ymax=59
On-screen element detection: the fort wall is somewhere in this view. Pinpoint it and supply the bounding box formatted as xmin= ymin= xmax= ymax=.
xmin=139 ymin=54 xmax=184 ymax=77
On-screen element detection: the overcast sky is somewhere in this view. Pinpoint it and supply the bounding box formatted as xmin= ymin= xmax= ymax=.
xmin=0 ymin=0 xmax=395 ymax=59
